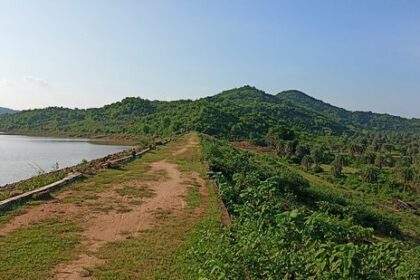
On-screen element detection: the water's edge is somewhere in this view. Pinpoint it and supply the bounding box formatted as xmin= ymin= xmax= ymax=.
xmin=0 ymin=134 xmax=132 ymax=186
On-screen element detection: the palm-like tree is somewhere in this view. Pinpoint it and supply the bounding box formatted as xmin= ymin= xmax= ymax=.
xmin=361 ymin=165 xmax=380 ymax=183
xmin=301 ymin=155 xmax=311 ymax=171
xmin=397 ymin=167 xmax=415 ymax=192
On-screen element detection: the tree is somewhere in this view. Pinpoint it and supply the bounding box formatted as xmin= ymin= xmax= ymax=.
xmin=363 ymin=152 xmax=376 ymax=165
xmin=361 ymin=165 xmax=380 ymax=183
xmin=330 ymin=156 xmax=343 ymax=178
xmin=374 ymin=154 xmax=385 ymax=169
xmin=266 ymin=126 xmax=296 ymax=156
xmin=397 ymin=167 xmax=414 ymax=192
xmin=301 ymin=155 xmax=311 ymax=171
xmin=285 ymin=140 xmax=298 ymax=156
xmin=295 ymin=144 xmax=310 ymax=161
xmin=310 ymin=146 xmax=323 ymax=167
xmin=382 ymin=143 xmax=394 ymax=153
xmin=349 ymin=143 xmax=364 ymax=157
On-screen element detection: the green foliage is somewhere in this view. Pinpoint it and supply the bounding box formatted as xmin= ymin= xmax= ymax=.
xmin=189 ymin=136 xmax=419 ymax=279
xmin=0 ymin=107 xmax=17 ymax=115
xmin=361 ymin=165 xmax=380 ymax=183
xmin=0 ymin=219 xmax=81 ymax=280
xmin=330 ymin=155 xmax=344 ymax=178
xmin=277 ymin=90 xmax=420 ymax=132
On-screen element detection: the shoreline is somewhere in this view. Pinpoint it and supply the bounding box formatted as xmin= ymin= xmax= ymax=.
xmin=0 ymin=131 xmax=143 ymax=146
xmin=0 ymin=135 xmax=170 ymax=195
xmin=0 ymin=145 xmax=137 ymax=199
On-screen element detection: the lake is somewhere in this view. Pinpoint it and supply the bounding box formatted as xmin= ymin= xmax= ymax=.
xmin=0 ymin=134 xmax=129 ymax=186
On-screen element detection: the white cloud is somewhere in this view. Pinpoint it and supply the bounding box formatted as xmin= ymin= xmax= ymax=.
xmin=23 ymin=75 xmax=50 ymax=88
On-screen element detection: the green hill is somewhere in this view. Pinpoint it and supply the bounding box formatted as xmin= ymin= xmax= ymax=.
xmin=0 ymin=107 xmax=17 ymax=115
xmin=0 ymin=86 xmax=418 ymax=140
xmin=276 ymin=90 xmax=420 ymax=132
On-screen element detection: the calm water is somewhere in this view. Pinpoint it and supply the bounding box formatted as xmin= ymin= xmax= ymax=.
xmin=0 ymin=135 xmax=129 ymax=186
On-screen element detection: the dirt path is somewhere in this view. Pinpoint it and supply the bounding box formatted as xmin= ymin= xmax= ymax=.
xmin=0 ymin=134 xmax=216 ymax=279
xmin=52 ymin=159 xmax=189 ymax=279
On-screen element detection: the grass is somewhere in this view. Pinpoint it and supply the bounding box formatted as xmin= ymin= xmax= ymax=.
xmin=0 ymin=171 xmax=67 ymax=201
xmin=185 ymin=184 xmax=201 ymax=211
xmin=0 ymin=218 xmax=81 ymax=280
xmin=116 ymin=185 xmax=155 ymax=198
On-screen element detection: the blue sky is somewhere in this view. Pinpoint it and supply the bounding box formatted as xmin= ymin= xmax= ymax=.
xmin=0 ymin=0 xmax=419 ymax=118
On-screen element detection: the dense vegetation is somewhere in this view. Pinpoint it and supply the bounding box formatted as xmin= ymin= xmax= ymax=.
xmin=1 ymin=86 xmax=419 ymax=140
xmin=0 ymin=107 xmax=16 ymax=115
xmin=189 ymin=136 xmax=419 ymax=279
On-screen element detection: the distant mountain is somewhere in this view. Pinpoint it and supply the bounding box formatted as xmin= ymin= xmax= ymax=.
xmin=0 ymin=86 xmax=418 ymax=140
xmin=0 ymin=107 xmax=17 ymax=115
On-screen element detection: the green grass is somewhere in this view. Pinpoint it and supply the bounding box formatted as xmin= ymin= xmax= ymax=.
xmin=0 ymin=219 xmax=81 ymax=280
xmin=116 ymin=185 xmax=155 ymax=198
xmin=185 ymin=184 xmax=201 ymax=211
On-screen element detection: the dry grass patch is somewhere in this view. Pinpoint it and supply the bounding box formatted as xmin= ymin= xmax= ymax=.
xmin=116 ymin=184 xmax=155 ymax=199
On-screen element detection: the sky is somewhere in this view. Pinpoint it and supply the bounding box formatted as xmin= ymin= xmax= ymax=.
xmin=0 ymin=0 xmax=419 ymax=118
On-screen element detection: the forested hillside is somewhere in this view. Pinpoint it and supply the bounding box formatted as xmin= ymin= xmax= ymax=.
xmin=277 ymin=90 xmax=420 ymax=132
xmin=0 ymin=86 xmax=419 ymax=140
xmin=0 ymin=107 xmax=17 ymax=115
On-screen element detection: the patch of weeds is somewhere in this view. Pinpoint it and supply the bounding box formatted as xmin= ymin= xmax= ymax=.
xmin=153 ymin=208 xmax=173 ymax=220
xmin=127 ymin=200 xmax=143 ymax=206
xmin=115 ymin=205 xmax=132 ymax=214
xmin=186 ymin=185 xmax=201 ymax=211
xmin=61 ymin=193 xmax=99 ymax=204
xmin=0 ymin=218 xmax=81 ymax=280
xmin=90 ymin=204 xmax=114 ymax=214
xmin=116 ymin=185 xmax=155 ymax=198
xmin=151 ymin=169 xmax=170 ymax=181
xmin=0 ymin=205 xmax=28 ymax=227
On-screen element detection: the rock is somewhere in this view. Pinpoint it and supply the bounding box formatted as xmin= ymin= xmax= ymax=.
xmin=79 ymin=269 xmax=92 ymax=277
xmin=32 ymin=191 xmax=52 ymax=200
